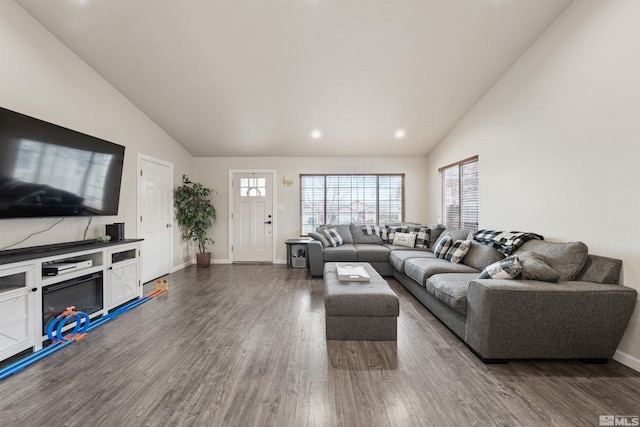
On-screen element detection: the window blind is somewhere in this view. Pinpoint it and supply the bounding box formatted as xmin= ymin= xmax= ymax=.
xmin=300 ymin=174 xmax=404 ymax=235
xmin=438 ymin=156 xmax=478 ymax=230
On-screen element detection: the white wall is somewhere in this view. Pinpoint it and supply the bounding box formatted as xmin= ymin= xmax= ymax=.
xmin=193 ymin=156 xmax=430 ymax=263
xmin=425 ymin=0 xmax=640 ymax=368
xmin=0 ymin=1 xmax=193 ymax=270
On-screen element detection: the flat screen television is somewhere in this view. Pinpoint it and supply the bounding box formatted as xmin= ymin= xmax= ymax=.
xmin=0 ymin=106 xmax=125 ymax=218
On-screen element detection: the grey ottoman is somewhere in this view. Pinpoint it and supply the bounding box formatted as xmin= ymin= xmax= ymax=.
xmin=324 ymin=262 xmax=399 ymax=340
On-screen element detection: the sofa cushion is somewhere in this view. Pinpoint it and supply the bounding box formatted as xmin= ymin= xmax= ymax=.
xmin=384 ymin=244 xmax=429 ymax=251
xmin=352 ymin=224 xmax=385 ymax=244
xmin=323 ymin=244 xmax=358 ymax=262
xmin=393 ymin=232 xmax=416 ymax=248
xmin=515 ymin=240 xmax=588 ymax=281
xmin=462 ymin=240 xmax=504 ymax=271
xmin=354 ymin=244 xmax=391 ymax=263
xmin=323 ymin=228 xmax=344 ymax=247
xmin=308 ymin=231 xmax=330 ymax=248
xmin=405 ymin=257 xmax=479 ymax=286
xmin=445 ymin=240 xmax=471 ymax=264
xmin=428 ymin=225 xmax=446 ymax=247
xmin=437 ymin=229 xmax=473 ymax=245
xmin=433 ymin=234 xmax=453 ymax=258
xmin=573 ymin=254 xmax=622 ymax=284
xmin=518 ymin=250 xmax=560 ymax=282
xmin=389 ymin=250 xmax=435 ymax=273
xmin=426 ymin=273 xmax=478 ymax=315
xmin=478 ymin=256 xmax=522 ymax=279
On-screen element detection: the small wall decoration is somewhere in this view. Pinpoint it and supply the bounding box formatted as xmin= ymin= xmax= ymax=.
xmin=282 ymin=177 xmax=293 ymax=187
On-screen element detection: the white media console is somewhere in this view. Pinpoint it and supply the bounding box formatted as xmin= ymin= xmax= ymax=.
xmin=0 ymin=239 xmax=143 ymax=362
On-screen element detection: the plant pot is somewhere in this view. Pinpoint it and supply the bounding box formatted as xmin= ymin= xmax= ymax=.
xmin=196 ymin=252 xmax=211 ymax=268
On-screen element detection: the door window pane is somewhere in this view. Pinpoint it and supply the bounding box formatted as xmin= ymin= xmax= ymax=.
xmin=240 ymin=177 xmax=266 ymax=197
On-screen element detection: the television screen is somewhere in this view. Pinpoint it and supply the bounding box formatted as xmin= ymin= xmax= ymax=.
xmin=0 ymin=107 xmax=125 ymax=218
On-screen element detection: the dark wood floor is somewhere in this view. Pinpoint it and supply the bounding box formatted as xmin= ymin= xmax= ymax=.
xmin=0 ymin=265 xmax=638 ymax=427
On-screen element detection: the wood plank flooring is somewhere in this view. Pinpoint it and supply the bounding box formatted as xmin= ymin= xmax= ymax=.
xmin=0 ymin=264 xmax=638 ymax=426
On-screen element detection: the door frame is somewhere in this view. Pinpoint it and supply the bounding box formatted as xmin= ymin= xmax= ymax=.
xmin=228 ymin=169 xmax=277 ymax=264
xmin=137 ymin=154 xmax=174 ymax=276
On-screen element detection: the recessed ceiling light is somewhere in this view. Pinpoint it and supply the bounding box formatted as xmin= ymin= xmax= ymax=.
xmin=394 ymin=129 xmax=406 ymax=139
xmin=311 ymin=129 xmax=322 ymax=139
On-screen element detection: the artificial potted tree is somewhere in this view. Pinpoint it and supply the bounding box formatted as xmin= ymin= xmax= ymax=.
xmin=175 ymin=175 xmax=217 ymax=267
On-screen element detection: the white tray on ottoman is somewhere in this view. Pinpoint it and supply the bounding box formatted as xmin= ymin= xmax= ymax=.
xmin=336 ymin=263 xmax=371 ymax=281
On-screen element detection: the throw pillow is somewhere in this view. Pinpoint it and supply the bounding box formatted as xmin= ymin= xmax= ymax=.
xmin=412 ymin=227 xmax=431 ymax=249
xmin=478 ymin=256 xmax=522 ymax=279
xmin=392 ymin=232 xmax=417 ymax=248
xmin=386 ymin=225 xmax=409 ymax=243
xmin=445 ymin=240 xmax=472 ymax=264
xmin=518 ymin=250 xmax=561 ymax=282
xmin=323 ymin=228 xmax=344 ymax=247
xmin=361 ymin=225 xmax=388 ymax=241
xmin=308 ymin=231 xmax=330 ymax=248
xmin=433 ymin=234 xmax=453 ymax=259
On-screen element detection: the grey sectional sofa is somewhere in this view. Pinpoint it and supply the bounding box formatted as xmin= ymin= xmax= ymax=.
xmin=309 ymin=224 xmax=637 ymax=362
xmin=308 ymin=223 xmax=435 ymax=277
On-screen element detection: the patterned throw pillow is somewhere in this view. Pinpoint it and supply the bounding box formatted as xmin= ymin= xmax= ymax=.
xmin=478 ymin=256 xmax=522 ymax=279
xmin=386 ymin=225 xmax=409 ymax=243
xmin=323 ymin=228 xmax=344 ymax=247
xmin=433 ymin=234 xmax=453 ymax=259
xmin=412 ymin=227 xmax=431 ymax=249
xmin=361 ymin=225 xmax=388 ymax=242
xmin=392 ymin=232 xmax=417 ymax=248
xmin=445 ymin=240 xmax=472 ymax=264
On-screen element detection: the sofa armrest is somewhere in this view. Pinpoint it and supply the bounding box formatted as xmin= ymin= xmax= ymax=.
xmin=308 ymin=240 xmax=325 ymax=277
xmin=465 ymin=279 xmax=637 ymax=360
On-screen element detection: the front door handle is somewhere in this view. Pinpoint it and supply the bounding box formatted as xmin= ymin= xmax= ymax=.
xmin=264 ymin=221 xmax=272 ymax=224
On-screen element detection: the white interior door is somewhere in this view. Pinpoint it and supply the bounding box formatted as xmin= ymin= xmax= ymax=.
xmin=232 ymin=173 xmax=274 ymax=263
xmin=138 ymin=156 xmax=172 ymax=283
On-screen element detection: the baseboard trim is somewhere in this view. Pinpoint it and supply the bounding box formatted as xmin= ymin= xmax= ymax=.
xmin=171 ymin=261 xmax=192 ymax=272
xmin=613 ymin=350 xmax=640 ymax=373
xmin=274 ymin=259 xmax=286 ymax=265
xmin=173 ymin=259 xmax=232 ymax=268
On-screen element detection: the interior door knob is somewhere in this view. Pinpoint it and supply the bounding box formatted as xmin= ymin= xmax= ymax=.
xmin=166 ymin=224 xmax=172 ymax=228
xmin=264 ymin=221 xmax=272 ymax=224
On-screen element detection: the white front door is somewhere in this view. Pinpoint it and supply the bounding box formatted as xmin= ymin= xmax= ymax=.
xmin=232 ymin=173 xmax=274 ymax=263
xmin=138 ymin=156 xmax=172 ymax=283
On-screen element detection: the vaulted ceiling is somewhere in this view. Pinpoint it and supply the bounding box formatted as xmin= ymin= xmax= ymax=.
xmin=16 ymin=0 xmax=573 ymax=157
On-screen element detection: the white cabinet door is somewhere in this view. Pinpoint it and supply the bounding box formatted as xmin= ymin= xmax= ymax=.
xmin=107 ymin=260 xmax=139 ymax=308
xmin=0 ymin=265 xmax=36 ymax=361
xmin=107 ymin=247 xmax=141 ymax=309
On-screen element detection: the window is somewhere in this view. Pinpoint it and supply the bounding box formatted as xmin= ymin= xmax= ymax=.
xmin=239 ymin=177 xmax=265 ymax=197
xmin=438 ymin=156 xmax=478 ymax=230
xmin=300 ymin=174 xmax=405 ymax=235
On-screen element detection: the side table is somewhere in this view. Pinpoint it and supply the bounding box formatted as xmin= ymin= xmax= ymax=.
xmin=285 ymin=239 xmax=311 ymax=269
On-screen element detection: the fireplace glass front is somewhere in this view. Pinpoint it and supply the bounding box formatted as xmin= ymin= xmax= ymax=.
xmin=42 ymin=272 xmax=103 ymax=335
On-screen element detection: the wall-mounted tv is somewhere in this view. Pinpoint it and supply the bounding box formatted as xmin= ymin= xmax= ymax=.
xmin=0 ymin=107 xmax=125 ymax=218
